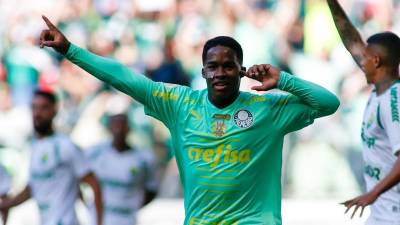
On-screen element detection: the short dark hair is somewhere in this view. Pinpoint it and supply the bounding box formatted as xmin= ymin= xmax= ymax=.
xmin=367 ymin=32 xmax=400 ymax=66
xmin=202 ymin=36 xmax=243 ymax=65
xmin=33 ymin=89 xmax=57 ymax=104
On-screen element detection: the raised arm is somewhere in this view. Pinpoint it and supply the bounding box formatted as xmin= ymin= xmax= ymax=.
xmin=276 ymin=72 xmax=340 ymax=118
xmin=39 ymin=15 xmax=154 ymax=105
xmin=326 ymin=0 xmax=366 ymax=69
xmin=247 ymin=64 xmax=340 ymax=118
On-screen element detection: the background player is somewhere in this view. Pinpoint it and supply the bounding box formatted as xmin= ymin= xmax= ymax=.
xmin=86 ymin=113 xmax=158 ymax=225
xmin=0 ymin=90 xmax=103 ymax=225
xmin=327 ymin=0 xmax=400 ymax=223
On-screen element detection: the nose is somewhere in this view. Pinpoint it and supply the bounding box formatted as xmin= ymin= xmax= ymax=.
xmin=213 ymin=66 xmax=226 ymax=78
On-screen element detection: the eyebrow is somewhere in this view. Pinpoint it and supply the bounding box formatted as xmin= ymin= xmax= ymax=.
xmin=205 ymin=59 xmax=236 ymax=65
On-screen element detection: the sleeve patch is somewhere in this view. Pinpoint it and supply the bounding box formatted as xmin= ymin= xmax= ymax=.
xmin=390 ymin=87 xmax=399 ymax=122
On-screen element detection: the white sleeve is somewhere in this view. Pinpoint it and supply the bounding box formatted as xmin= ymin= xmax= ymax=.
xmin=381 ymin=85 xmax=400 ymax=155
xmin=84 ymin=145 xmax=103 ymax=169
xmin=63 ymin=139 xmax=91 ymax=178
xmin=0 ymin=165 xmax=11 ymax=195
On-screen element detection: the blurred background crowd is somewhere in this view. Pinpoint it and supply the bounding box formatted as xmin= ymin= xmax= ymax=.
xmin=0 ymin=0 xmax=400 ymax=222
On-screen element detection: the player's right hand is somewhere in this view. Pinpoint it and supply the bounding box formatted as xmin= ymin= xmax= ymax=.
xmin=39 ymin=15 xmax=70 ymax=55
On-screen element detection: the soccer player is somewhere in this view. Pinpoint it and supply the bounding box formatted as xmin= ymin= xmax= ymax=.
xmin=0 ymin=164 xmax=11 ymax=224
xmin=0 ymin=90 xmax=103 ymax=225
xmin=327 ymin=0 xmax=400 ymax=224
xmin=86 ymin=113 xmax=157 ymax=225
xmin=39 ymin=15 xmax=339 ymax=225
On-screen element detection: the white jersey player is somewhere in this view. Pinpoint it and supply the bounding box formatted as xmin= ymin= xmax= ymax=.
xmin=361 ymin=83 xmax=400 ymax=224
xmin=87 ymin=114 xmax=158 ymax=225
xmin=29 ymin=132 xmax=91 ymax=225
xmin=327 ymin=0 xmax=400 ymax=224
xmin=0 ymin=90 xmax=104 ymax=225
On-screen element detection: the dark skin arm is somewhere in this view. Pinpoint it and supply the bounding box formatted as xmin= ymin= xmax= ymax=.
xmin=0 ymin=195 xmax=9 ymax=225
xmin=326 ymin=0 xmax=366 ymax=70
xmin=341 ymin=152 xmax=400 ymax=218
xmin=80 ymin=173 xmax=103 ymax=225
xmin=0 ymin=186 xmax=31 ymax=211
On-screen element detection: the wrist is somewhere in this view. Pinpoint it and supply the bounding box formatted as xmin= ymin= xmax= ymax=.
xmin=369 ymin=188 xmax=381 ymax=199
xmin=276 ymin=71 xmax=290 ymax=90
xmin=61 ymin=41 xmax=71 ymax=55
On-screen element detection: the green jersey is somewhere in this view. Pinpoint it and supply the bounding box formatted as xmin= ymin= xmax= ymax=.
xmin=66 ymin=44 xmax=339 ymax=225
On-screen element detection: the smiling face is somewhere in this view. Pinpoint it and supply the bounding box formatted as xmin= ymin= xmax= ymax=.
xmin=203 ymin=45 xmax=243 ymax=107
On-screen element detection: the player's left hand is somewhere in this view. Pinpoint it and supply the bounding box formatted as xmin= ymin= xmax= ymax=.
xmin=341 ymin=191 xmax=379 ymax=219
xmin=245 ymin=64 xmax=280 ymax=91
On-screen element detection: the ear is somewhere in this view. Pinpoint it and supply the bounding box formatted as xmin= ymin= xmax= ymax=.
xmin=373 ymin=55 xmax=382 ymax=68
xmin=240 ymin=66 xmax=246 ymax=78
xmin=201 ymin=68 xmax=206 ymax=78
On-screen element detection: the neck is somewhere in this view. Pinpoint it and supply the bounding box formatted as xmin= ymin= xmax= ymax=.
xmin=112 ymin=139 xmax=130 ymax=152
xmin=375 ymin=68 xmax=399 ymax=95
xmin=36 ymin=128 xmax=54 ymax=139
xmin=208 ymin=91 xmax=240 ymax=109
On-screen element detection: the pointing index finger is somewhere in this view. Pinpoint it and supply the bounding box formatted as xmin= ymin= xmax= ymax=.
xmin=42 ymin=15 xmax=57 ymax=30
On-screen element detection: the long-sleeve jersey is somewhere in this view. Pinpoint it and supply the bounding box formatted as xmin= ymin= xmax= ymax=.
xmin=66 ymin=44 xmax=339 ymax=225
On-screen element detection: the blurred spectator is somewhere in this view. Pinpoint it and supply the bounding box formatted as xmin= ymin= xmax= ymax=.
xmin=85 ymin=113 xmax=158 ymax=225
xmin=146 ymin=37 xmax=190 ymax=86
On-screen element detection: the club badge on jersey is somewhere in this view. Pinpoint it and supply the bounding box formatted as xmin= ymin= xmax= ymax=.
xmin=234 ymin=109 xmax=254 ymax=128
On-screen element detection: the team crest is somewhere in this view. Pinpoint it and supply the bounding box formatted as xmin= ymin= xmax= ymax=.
xmin=130 ymin=167 xmax=138 ymax=176
xmin=41 ymin=153 xmax=49 ymax=163
xmin=366 ymin=112 xmax=375 ymax=128
xmin=234 ymin=109 xmax=254 ymax=128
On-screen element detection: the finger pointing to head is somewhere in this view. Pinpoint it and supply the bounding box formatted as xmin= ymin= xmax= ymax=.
xmin=42 ymin=15 xmax=57 ymax=30
xmin=39 ymin=30 xmax=50 ymax=48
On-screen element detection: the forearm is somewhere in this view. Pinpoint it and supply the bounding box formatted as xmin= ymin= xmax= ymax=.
xmin=277 ymin=72 xmax=340 ymax=117
xmin=327 ymin=0 xmax=365 ymax=62
xmin=65 ymin=44 xmax=151 ymax=104
xmin=81 ymin=174 xmax=103 ymax=225
xmin=1 ymin=186 xmax=31 ymax=209
xmin=93 ymin=184 xmax=103 ymax=225
xmin=0 ymin=199 xmax=8 ymax=224
xmin=370 ymin=155 xmax=400 ymax=197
